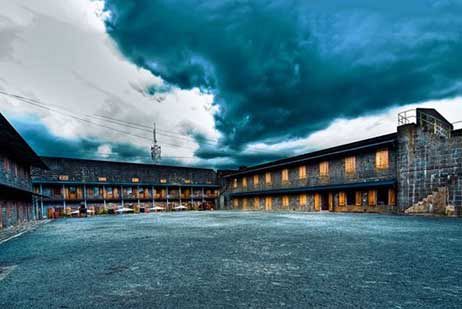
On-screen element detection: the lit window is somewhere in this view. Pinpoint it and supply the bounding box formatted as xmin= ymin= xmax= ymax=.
xmin=355 ymin=192 xmax=362 ymax=206
xmin=58 ymin=175 xmax=69 ymax=181
xmin=281 ymin=169 xmax=289 ymax=182
xmin=253 ymin=175 xmax=259 ymax=187
xmin=265 ymin=172 xmax=272 ymax=184
xmin=242 ymin=177 xmax=247 ymax=188
xmin=184 ymin=179 xmax=191 ymax=184
xmin=243 ymin=198 xmax=248 ymax=209
xmin=233 ymin=178 xmax=238 ymax=188
xmin=98 ymin=177 xmax=107 ymax=182
xmin=265 ymin=196 xmax=272 ymax=210
xmin=388 ymin=189 xmax=396 ymax=206
xmin=345 ymin=156 xmax=356 ymax=174
xmin=319 ymin=161 xmax=329 ymax=177
xmin=368 ymin=190 xmax=377 ymax=206
xmin=132 ymin=177 xmax=140 ymax=183
xmin=254 ymin=197 xmax=260 ymax=209
xmin=376 ymin=149 xmax=389 ymax=169
xmin=233 ymin=198 xmax=239 ymax=208
xmin=299 ymin=194 xmax=307 ymax=206
xmin=160 ymin=179 xmax=167 ymax=183
xmin=282 ymin=195 xmax=289 ymax=207
xmin=299 ymin=166 xmax=307 ymax=179
xmin=339 ymin=192 xmax=346 ymax=206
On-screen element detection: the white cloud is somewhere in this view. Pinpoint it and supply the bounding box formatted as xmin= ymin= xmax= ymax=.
xmin=0 ymin=0 xmax=219 ymax=162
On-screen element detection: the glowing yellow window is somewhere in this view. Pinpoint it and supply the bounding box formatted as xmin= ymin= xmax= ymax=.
xmin=339 ymin=192 xmax=346 ymax=206
xmin=299 ymin=166 xmax=307 ymax=179
xmin=184 ymin=179 xmax=191 ymax=184
xmin=233 ymin=198 xmax=239 ymax=208
xmin=355 ymin=192 xmax=362 ymax=206
xmin=368 ymin=190 xmax=377 ymax=206
xmin=243 ymin=198 xmax=248 ymax=209
xmin=253 ymin=175 xmax=259 ymax=187
xmin=265 ymin=172 xmax=272 ymax=184
xmin=282 ymin=195 xmax=289 ymax=207
xmin=233 ymin=178 xmax=238 ymax=188
xmin=345 ymin=156 xmax=356 ymax=174
xmin=242 ymin=177 xmax=247 ymax=188
xmin=319 ymin=161 xmax=329 ymax=177
xmin=131 ymin=177 xmax=140 ymax=183
xmin=281 ymin=169 xmax=289 ymax=182
xmin=388 ymin=189 xmax=396 ymax=206
xmin=299 ymin=194 xmax=307 ymax=206
xmin=265 ymin=196 xmax=272 ymax=210
xmin=160 ymin=179 xmax=167 ymax=183
xmin=58 ymin=175 xmax=69 ymax=181
xmin=98 ymin=177 xmax=107 ymax=182
xmin=254 ymin=197 xmax=260 ymax=209
xmin=376 ymin=149 xmax=389 ymax=169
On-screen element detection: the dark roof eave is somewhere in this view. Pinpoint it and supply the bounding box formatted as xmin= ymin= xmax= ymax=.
xmin=225 ymin=133 xmax=397 ymax=178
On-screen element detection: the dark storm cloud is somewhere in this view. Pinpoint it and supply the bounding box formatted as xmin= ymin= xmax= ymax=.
xmin=104 ymin=0 xmax=462 ymax=159
xmin=11 ymin=117 xmax=151 ymax=162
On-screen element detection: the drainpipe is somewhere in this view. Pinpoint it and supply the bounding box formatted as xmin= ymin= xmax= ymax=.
xmin=39 ymin=184 xmax=44 ymax=219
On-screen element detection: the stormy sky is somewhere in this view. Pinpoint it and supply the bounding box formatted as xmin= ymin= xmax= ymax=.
xmin=1 ymin=0 xmax=462 ymax=168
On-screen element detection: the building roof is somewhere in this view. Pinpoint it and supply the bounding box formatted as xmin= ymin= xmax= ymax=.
xmin=0 ymin=113 xmax=47 ymax=169
xmin=225 ymin=132 xmax=397 ymax=178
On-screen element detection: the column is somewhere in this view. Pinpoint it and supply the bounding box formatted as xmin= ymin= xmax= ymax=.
xmin=62 ymin=184 xmax=66 ymax=210
xmin=190 ymin=186 xmax=193 ymax=206
xmin=83 ymin=184 xmax=88 ymax=208
xmin=202 ymin=187 xmax=205 ymax=203
xmin=137 ymin=185 xmax=140 ymax=207
xmin=152 ymin=185 xmax=155 ymax=207
xmin=39 ymin=184 xmax=44 ymax=219
xmin=121 ymin=185 xmax=124 ymax=207
xmin=103 ymin=185 xmax=107 ymax=208
xmin=166 ymin=186 xmax=169 ymax=209
xmin=179 ymin=186 xmax=182 ymax=206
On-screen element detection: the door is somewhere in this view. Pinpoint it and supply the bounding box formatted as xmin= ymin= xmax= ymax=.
xmin=321 ymin=193 xmax=330 ymax=211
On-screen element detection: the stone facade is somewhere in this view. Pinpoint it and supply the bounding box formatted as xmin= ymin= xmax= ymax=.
xmin=396 ymin=124 xmax=462 ymax=213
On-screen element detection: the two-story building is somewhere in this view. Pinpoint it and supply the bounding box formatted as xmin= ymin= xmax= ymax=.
xmin=0 ymin=113 xmax=47 ymax=229
xmin=223 ymin=108 xmax=462 ymax=215
xmin=32 ymin=157 xmax=219 ymax=216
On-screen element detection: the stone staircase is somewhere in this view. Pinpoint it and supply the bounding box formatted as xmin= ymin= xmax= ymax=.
xmin=405 ymin=187 xmax=451 ymax=215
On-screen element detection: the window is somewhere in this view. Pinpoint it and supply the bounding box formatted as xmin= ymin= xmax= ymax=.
xmin=346 ymin=191 xmax=355 ymax=206
xmin=368 ymin=190 xmax=376 ymax=206
xmin=355 ymin=192 xmax=362 ymax=206
xmin=242 ymin=177 xmax=247 ymax=188
xmin=253 ymin=175 xmax=259 ymax=187
xmin=299 ymin=194 xmax=307 ymax=206
xmin=265 ymin=172 xmax=272 ymax=184
xmin=98 ymin=177 xmax=107 ymax=182
xmin=184 ymin=179 xmax=191 ymax=184
xmin=345 ymin=156 xmax=356 ymax=175
xmin=254 ymin=197 xmax=260 ymax=209
xmin=233 ymin=178 xmax=238 ymax=188
xmin=388 ymin=189 xmax=396 ymax=206
xmin=233 ymin=198 xmax=239 ymax=208
xmin=338 ymin=192 xmax=346 ymax=206
xmin=299 ymin=166 xmax=307 ymax=179
xmin=281 ymin=169 xmax=289 ymax=182
xmin=58 ymin=175 xmax=69 ymax=181
xmin=160 ymin=179 xmax=167 ymax=183
xmin=265 ymin=196 xmax=272 ymax=210
xmin=319 ymin=161 xmax=329 ymax=177
xmin=131 ymin=177 xmax=140 ymax=183
xmin=376 ymin=149 xmax=389 ymax=169
xmin=242 ymin=198 xmax=248 ymax=209
xmin=282 ymin=195 xmax=289 ymax=207
xmin=3 ymin=157 xmax=10 ymax=172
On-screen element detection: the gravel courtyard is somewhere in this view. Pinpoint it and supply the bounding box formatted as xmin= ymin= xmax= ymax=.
xmin=0 ymin=212 xmax=461 ymax=308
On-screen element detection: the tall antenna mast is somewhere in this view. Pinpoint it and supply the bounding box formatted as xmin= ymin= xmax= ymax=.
xmin=151 ymin=122 xmax=161 ymax=162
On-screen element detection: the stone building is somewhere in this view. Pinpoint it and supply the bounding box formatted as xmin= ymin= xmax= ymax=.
xmin=223 ymin=108 xmax=462 ymax=215
xmin=0 ymin=113 xmax=47 ymax=229
xmin=32 ymin=157 xmax=219 ymax=216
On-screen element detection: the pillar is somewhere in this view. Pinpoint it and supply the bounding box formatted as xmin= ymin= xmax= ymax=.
xmin=121 ymin=185 xmax=124 ymax=207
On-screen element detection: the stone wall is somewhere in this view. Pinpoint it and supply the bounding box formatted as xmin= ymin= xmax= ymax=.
xmin=397 ymin=124 xmax=462 ymax=212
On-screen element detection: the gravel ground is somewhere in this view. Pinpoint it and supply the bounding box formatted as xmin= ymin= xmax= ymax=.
xmin=0 ymin=211 xmax=461 ymax=308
